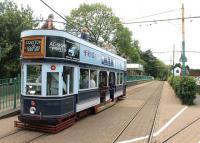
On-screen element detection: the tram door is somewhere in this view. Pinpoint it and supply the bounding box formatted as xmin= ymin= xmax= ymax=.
xmin=46 ymin=65 xmax=61 ymax=96
xmin=45 ymin=65 xmax=74 ymax=96
xmin=99 ymin=71 xmax=107 ymax=103
xmin=62 ymin=66 xmax=74 ymax=95
xmin=109 ymin=72 xmax=115 ymax=101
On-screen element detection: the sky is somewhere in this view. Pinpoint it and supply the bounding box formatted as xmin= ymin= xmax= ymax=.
xmin=12 ymin=0 xmax=200 ymax=69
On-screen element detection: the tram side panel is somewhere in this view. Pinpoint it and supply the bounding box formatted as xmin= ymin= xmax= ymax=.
xmin=19 ymin=95 xmax=76 ymax=124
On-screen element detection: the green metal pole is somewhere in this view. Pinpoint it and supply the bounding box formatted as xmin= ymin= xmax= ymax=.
xmin=181 ymin=4 xmax=186 ymax=77
xmin=13 ymin=78 xmax=16 ymax=109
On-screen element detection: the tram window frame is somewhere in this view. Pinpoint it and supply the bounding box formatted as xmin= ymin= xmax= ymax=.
xmin=46 ymin=72 xmax=59 ymax=96
xmin=79 ymin=68 xmax=89 ymax=90
xmin=117 ymin=73 xmax=120 ymax=85
xmin=120 ymin=73 xmax=123 ymax=84
xmin=62 ymin=66 xmax=74 ymax=95
xmin=90 ymin=70 xmax=98 ymax=89
xmin=79 ymin=68 xmax=98 ymax=90
xmin=26 ymin=64 xmax=42 ymax=96
xmin=99 ymin=71 xmax=108 ymax=87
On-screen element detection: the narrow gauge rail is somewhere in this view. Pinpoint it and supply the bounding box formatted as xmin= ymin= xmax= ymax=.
xmin=147 ymin=82 xmax=163 ymax=143
xmin=0 ymin=129 xmax=22 ymax=140
xmin=15 ymin=29 xmax=127 ymax=133
xmin=0 ymin=129 xmax=47 ymax=143
xmin=162 ymin=117 xmax=200 ymax=143
xmin=111 ymin=81 xmax=164 ymax=143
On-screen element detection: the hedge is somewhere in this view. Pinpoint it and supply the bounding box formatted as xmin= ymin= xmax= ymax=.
xmin=168 ymin=76 xmax=197 ymax=105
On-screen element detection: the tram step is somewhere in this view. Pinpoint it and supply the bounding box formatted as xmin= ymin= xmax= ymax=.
xmin=94 ymin=100 xmax=116 ymax=113
xmin=14 ymin=114 xmax=76 ymax=133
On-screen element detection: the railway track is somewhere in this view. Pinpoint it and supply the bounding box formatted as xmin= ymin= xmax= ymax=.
xmin=0 ymin=129 xmax=23 ymax=140
xmin=111 ymin=81 xmax=164 ymax=143
xmin=161 ymin=117 xmax=200 ymax=143
xmin=0 ymin=129 xmax=48 ymax=143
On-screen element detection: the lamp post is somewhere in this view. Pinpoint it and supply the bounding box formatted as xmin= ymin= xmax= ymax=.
xmin=181 ymin=3 xmax=186 ymax=77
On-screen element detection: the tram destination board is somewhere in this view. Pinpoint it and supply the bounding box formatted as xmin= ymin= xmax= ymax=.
xmin=24 ymin=39 xmax=41 ymax=52
xmin=21 ymin=36 xmax=45 ymax=58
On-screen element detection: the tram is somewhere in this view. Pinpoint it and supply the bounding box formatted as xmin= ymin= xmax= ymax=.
xmin=15 ymin=29 xmax=127 ymax=133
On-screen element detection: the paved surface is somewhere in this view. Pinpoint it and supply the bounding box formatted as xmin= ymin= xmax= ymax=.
xmin=152 ymin=82 xmax=200 ymax=143
xmin=1 ymin=81 xmax=200 ymax=143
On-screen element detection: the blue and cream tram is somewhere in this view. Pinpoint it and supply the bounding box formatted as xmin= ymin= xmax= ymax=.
xmin=15 ymin=29 xmax=127 ymax=133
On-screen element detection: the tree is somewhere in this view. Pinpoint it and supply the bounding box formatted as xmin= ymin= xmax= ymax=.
xmin=65 ymin=3 xmax=141 ymax=63
xmin=0 ymin=0 xmax=36 ymax=78
xmin=110 ymin=24 xmax=141 ymax=63
xmin=65 ymin=3 xmax=121 ymax=45
xmin=140 ymin=49 xmax=169 ymax=79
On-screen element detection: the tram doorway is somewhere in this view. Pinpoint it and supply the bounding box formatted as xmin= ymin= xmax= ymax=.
xmin=45 ymin=65 xmax=74 ymax=96
xmin=109 ymin=72 xmax=115 ymax=101
xmin=62 ymin=66 xmax=74 ymax=95
xmin=99 ymin=71 xmax=107 ymax=103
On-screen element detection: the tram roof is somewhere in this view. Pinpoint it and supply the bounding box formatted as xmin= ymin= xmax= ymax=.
xmin=21 ymin=29 xmax=126 ymax=62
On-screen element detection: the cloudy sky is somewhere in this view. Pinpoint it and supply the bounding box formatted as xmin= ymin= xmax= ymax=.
xmin=13 ymin=0 xmax=200 ymax=69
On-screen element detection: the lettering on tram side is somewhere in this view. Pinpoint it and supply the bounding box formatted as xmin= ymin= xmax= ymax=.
xmin=46 ymin=36 xmax=80 ymax=60
xmin=101 ymin=56 xmax=114 ymax=67
xmin=83 ymin=50 xmax=96 ymax=59
xmin=24 ymin=39 xmax=41 ymax=52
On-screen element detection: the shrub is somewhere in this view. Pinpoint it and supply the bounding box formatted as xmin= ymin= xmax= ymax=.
xmin=179 ymin=77 xmax=197 ymax=105
xmin=172 ymin=76 xmax=181 ymax=96
xmin=168 ymin=76 xmax=197 ymax=105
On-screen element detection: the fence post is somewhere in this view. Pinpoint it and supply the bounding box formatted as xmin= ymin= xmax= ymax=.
xmin=13 ymin=77 xmax=16 ymax=109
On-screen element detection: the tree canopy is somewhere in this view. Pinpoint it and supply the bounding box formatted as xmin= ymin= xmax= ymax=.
xmin=141 ymin=49 xmax=169 ymax=80
xmin=65 ymin=3 xmax=141 ymax=63
xmin=0 ymin=1 xmax=169 ymax=79
xmin=0 ymin=0 xmax=36 ymax=78
xmin=65 ymin=3 xmax=120 ymax=44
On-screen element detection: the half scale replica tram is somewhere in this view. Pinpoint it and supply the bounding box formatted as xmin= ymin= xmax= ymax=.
xmin=15 ymin=29 xmax=127 ymax=133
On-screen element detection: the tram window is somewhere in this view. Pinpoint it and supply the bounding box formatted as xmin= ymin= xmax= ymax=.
xmin=109 ymin=72 xmax=115 ymax=85
xmin=63 ymin=67 xmax=74 ymax=95
xmin=26 ymin=65 xmax=42 ymax=95
xmin=90 ymin=70 xmax=97 ymax=88
xmin=120 ymin=73 xmax=123 ymax=84
xmin=117 ymin=73 xmax=120 ymax=85
xmin=46 ymin=72 xmax=59 ymax=96
xmin=99 ymin=71 xmax=107 ymax=87
xmin=80 ymin=69 xmax=89 ymax=89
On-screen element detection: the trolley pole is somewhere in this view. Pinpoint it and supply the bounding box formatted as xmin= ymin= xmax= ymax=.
xmin=181 ymin=3 xmax=186 ymax=77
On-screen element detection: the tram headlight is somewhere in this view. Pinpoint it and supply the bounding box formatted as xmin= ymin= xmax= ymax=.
xmin=29 ymin=106 xmax=36 ymax=114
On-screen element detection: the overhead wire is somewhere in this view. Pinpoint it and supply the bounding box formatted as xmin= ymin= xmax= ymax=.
xmin=37 ymin=0 xmax=200 ymax=28
xmin=123 ymin=15 xmax=200 ymax=24
xmin=39 ymin=0 xmax=76 ymax=30
xmin=153 ymin=51 xmax=200 ymax=53
xmin=125 ymin=8 xmax=180 ymax=22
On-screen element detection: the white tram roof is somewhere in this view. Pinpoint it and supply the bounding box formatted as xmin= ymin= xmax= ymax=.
xmin=21 ymin=29 xmax=126 ymax=62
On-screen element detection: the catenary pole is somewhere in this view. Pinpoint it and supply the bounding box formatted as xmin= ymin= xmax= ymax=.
xmin=181 ymin=3 xmax=186 ymax=77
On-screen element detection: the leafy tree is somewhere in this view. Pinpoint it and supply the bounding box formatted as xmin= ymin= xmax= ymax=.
xmin=65 ymin=3 xmax=120 ymax=44
xmin=140 ymin=49 xmax=169 ymax=79
xmin=66 ymin=3 xmax=141 ymax=63
xmin=114 ymin=25 xmax=140 ymax=62
xmin=0 ymin=0 xmax=36 ymax=78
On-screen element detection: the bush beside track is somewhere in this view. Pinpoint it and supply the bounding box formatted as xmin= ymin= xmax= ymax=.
xmin=168 ymin=76 xmax=197 ymax=105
